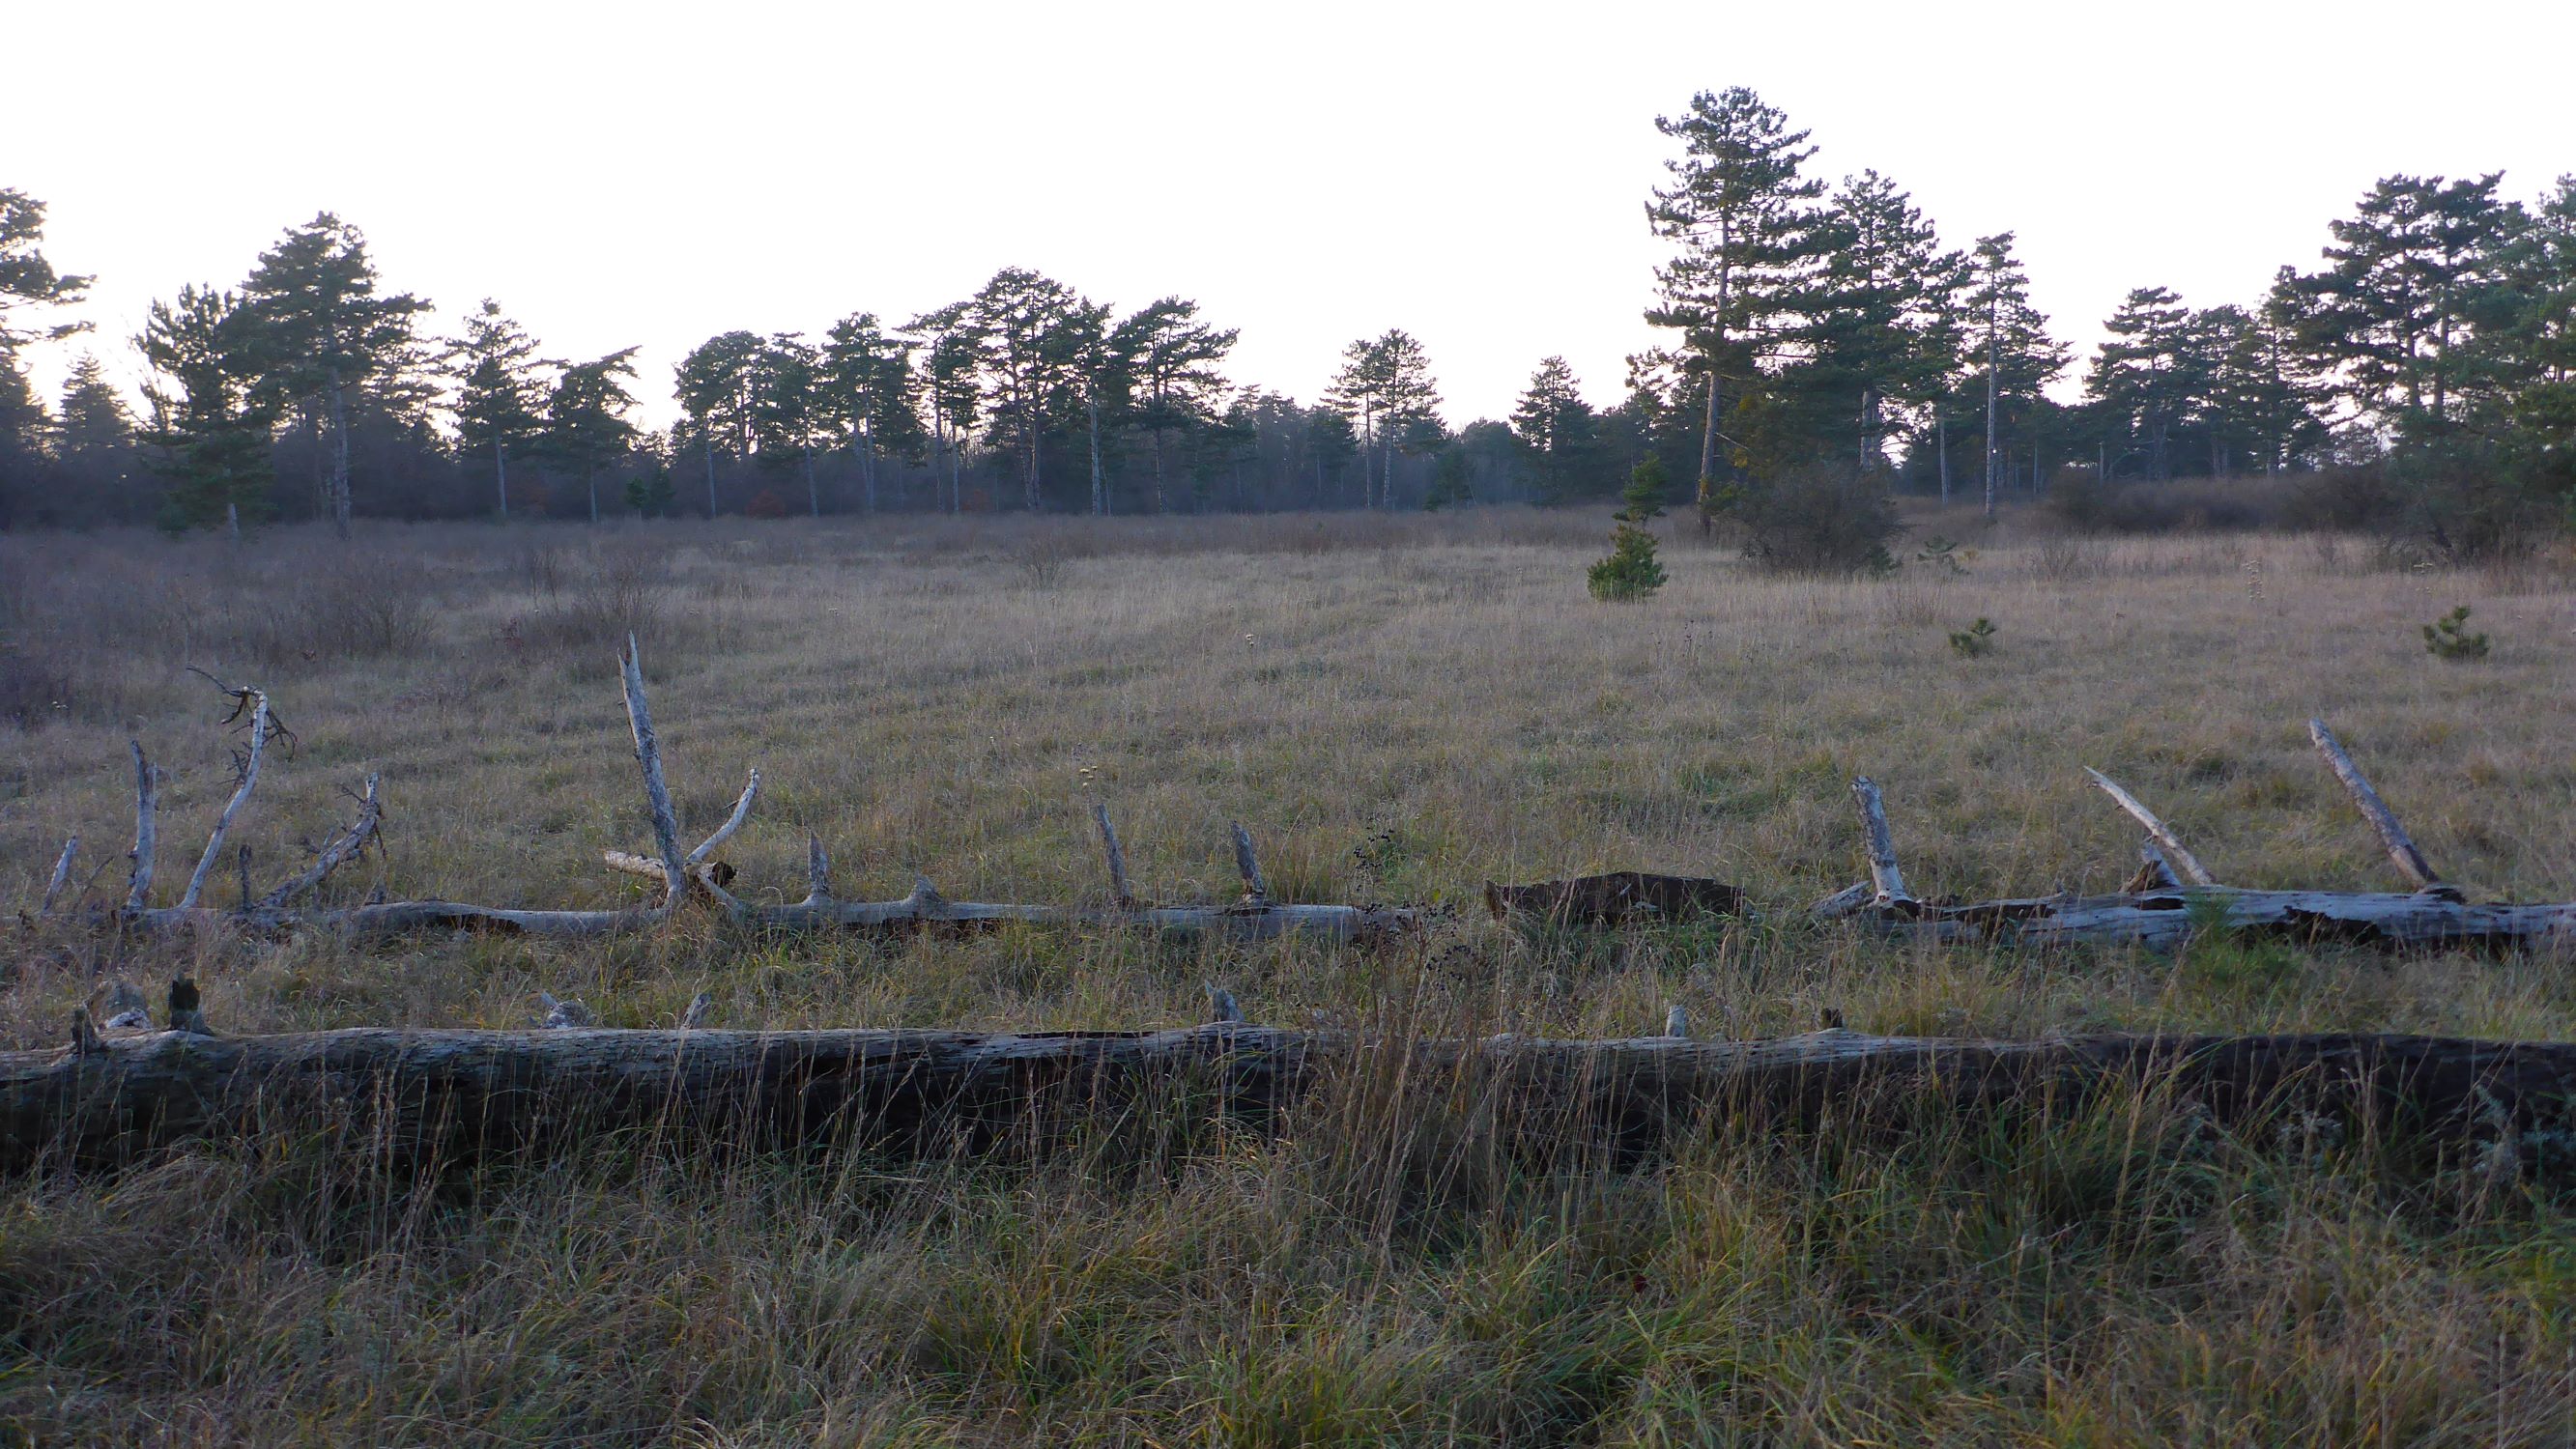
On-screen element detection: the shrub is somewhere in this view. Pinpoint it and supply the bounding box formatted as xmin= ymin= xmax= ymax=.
xmin=1949 ymin=617 xmax=1997 ymax=657
xmin=745 ymin=489 xmax=790 ymax=520
xmin=1713 ymin=464 xmax=1903 ymax=573
xmin=2422 ymin=605 xmax=2490 ymax=661
xmin=1588 ymin=459 xmax=1669 ymax=601
xmin=1587 ymin=523 xmax=1666 ymax=601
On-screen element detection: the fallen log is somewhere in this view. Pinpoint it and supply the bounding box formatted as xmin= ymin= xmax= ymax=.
xmin=7 ymin=1019 xmax=2573 ymax=1172
xmin=1818 ymin=720 xmax=2576 ymax=952
xmin=43 ymin=644 xmax=1419 ymax=945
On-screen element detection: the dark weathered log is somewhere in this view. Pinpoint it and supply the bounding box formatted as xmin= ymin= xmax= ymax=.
xmin=6 ymin=1024 xmax=2573 ymax=1172
xmin=1486 ymin=872 xmax=1749 ymax=926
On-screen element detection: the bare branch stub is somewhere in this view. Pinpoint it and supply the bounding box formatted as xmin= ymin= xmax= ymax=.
xmin=618 ymin=638 xmax=687 ymax=908
xmin=1231 ymin=822 xmax=1270 ymax=905
xmin=40 ymin=836 xmax=78 ymax=916
xmin=805 ymin=837 xmax=833 ymax=904
xmin=2082 ymin=768 xmax=2218 ymax=887
xmin=1849 ymin=777 xmax=1913 ymax=906
xmin=125 ymin=740 xmax=157 ymax=913
xmin=686 ymin=768 xmax=760 ymax=869
xmin=2308 ymin=720 xmax=2450 ymax=896
xmin=255 ymin=773 xmax=382 ymax=911
xmin=2125 ymin=839 xmax=2184 ymax=894
xmin=179 ymin=688 xmax=272 ymax=911
xmin=1095 ymin=803 xmax=1135 ymax=909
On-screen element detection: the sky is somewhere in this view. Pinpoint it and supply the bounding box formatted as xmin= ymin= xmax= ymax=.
xmin=8 ymin=0 xmax=2573 ymax=430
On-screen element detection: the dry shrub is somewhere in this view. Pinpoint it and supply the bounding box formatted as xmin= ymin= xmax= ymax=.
xmin=0 ymin=636 xmax=77 ymax=729
xmin=287 ymin=551 xmax=438 ymax=660
xmin=526 ymin=541 xmax=669 ymax=653
xmin=2033 ymin=533 xmax=2101 ymax=583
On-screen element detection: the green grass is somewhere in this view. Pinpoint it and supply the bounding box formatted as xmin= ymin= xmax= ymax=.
xmin=2 ymin=510 xmax=2575 ymax=1442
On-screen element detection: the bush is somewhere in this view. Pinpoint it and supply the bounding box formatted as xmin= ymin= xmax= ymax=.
xmin=2422 ymin=605 xmax=2490 ymax=661
xmin=745 ymin=489 xmax=789 ymax=520
xmin=1587 ymin=523 xmax=1666 ymax=601
xmin=1948 ymin=617 xmax=1997 ymax=657
xmin=1713 ymin=465 xmax=1902 ymax=573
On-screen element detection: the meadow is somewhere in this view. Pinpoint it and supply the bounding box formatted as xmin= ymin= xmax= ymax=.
xmin=3 ymin=508 xmax=2575 ymax=1444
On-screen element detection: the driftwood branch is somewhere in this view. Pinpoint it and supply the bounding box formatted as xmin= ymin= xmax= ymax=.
xmin=255 ymin=775 xmax=382 ymax=910
xmin=40 ymin=836 xmax=78 ymax=915
xmin=687 ymin=768 xmax=760 ymax=870
xmin=619 ymin=637 xmax=687 ymax=909
xmin=11 ymin=1022 xmax=2576 ymax=1173
xmin=2308 ymin=720 xmax=2451 ymax=896
xmin=2083 ymin=768 xmax=2219 ymax=886
xmin=1231 ymin=822 xmax=1269 ymax=904
xmin=177 ymin=688 xmax=271 ymax=911
xmin=1094 ymin=803 xmax=1134 ymax=908
xmin=125 ymin=740 xmax=157 ymax=913
xmin=1822 ymin=724 xmax=2575 ymax=952
xmin=1850 ymin=777 xmax=1914 ymax=905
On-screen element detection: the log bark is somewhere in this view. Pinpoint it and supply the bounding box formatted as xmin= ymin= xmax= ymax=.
xmin=6 ymin=1024 xmax=2572 ymax=1172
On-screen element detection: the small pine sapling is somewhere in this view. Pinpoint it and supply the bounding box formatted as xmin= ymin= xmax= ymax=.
xmin=2422 ymin=605 xmax=2489 ymax=661
xmin=1588 ymin=457 xmax=1670 ymax=602
xmin=1948 ymin=617 xmax=1997 ymax=657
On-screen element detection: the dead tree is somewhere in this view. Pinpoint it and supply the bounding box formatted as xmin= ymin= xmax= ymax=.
xmin=39 ymin=644 xmax=1417 ymax=945
xmin=10 ymin=996 xmax=2576 ymax=1171
xmin=1812 ymin=721 xmax=2576 ymax=951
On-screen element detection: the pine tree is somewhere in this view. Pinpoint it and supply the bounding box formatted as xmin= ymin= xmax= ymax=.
xmin=960 ymin=268 xmax=1086 ymax=511
xmin=1646 ymin=86 xmax=1826 ymax=515
xmin=2289 ymin=173 xmax=2522 ymax=439
xmin=819 ymin=313 xmax=925 ymax=513
xmin=55 ymin=355 xmax=132 ymax=456
xmin=137 ymin=285 xmax=272 ymax=539
xmin=1962 ymin=233 xmax=2068 ymax=515
xmin=1326 ymin=330 xmax=1442 ymax=508
xmin=444 ymin=299 xmax=551 ymax=519
xmin=1802 ymin=170 xmax=1964 ymax=474
xmin=1509 ymin=356 xmax=1600 ymax=501
xmin=1588 ymin=456 xmax=1670 ymax=601
xmin=239 ymin=213 xmax=428 ymax=537
xmin=0 ymin=188 xmax=91 ymax=355
xmin=750 ymin=332 xmax=826 ymax=515
xmin=1112 ymin=298 xmax=1236 ymax=513
xmin=545 ymin=349 xmax=641 ymax=525
xmin=673 ymin=330 xmax=761 ymax=516
xmin=2086 ymin=286 xmax=2194 ymax=480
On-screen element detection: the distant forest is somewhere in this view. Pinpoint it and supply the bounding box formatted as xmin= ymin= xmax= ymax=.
xmin=0 ymin=86 xmax=2568 ymax=544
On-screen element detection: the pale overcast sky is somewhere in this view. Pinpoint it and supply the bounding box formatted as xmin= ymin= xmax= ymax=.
xmin=9 ymin=0 xmax=2571 ymax=428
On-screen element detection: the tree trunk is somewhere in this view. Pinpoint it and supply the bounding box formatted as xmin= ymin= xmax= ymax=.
xmin=225 ymin=498 xmax=241 ymax=544
xmin=1152 ymin=426 xmax=1167 ymax=514
xmin=705 ymin=435 xmax=719 ymax=518
xmin=806 ymin=444 xmax=819 ymax=518
xmin=496 ymin=437 xmax=509 ymax=520
xmin=1983 ymin=303 xmax=2000 ymax=520
xmin=327 ymin=370 xmax=352 ymax=538
xmin=1088 ymin=393 xmax=1106 ymax=516
xmin=586 ymin=467 xmax=597 ymax=526
xmin=12 ymin=1024 xmax=2573 ymax=1173
xmin=1937 ymin=412 xmax=1949 ymax=506
xmin=859 ymin=431 xmax=876 ymax=514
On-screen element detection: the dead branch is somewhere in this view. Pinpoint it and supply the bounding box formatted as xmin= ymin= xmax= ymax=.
xmin=1827 ymin=724 xmax=2576 ymax=952
xmin=77 ymin=649 xmax=1417 ymax=944
xmin=176 ymin=688 xmax=271 ymax=910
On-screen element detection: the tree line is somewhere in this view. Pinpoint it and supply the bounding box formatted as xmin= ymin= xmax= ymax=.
xmin=0 ymin=90 xmax=2567 ymax=547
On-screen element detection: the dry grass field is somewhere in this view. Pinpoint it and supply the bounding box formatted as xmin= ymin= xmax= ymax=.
xmin=4 ymin=509 xmax=2576 ymax=1444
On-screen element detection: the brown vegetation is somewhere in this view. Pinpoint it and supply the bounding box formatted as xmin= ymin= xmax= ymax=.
xmin=3 ymin=510 xmax=2575 ymax=1443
